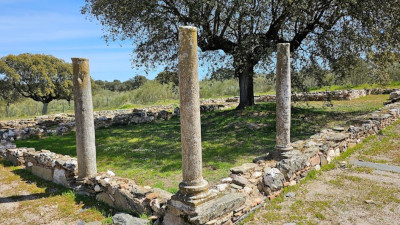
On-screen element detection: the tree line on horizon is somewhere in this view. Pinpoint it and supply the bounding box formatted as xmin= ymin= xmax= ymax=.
xmin=1 ymin=52 xmax=400 ymax=117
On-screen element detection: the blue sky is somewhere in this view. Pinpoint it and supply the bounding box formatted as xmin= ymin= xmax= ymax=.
xmin=0 ymin=0 xmax=190 ymax=81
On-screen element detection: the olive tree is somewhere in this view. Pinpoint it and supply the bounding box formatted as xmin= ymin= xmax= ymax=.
xmin=82 ymin=0 xmax=400 ymax=109
xmin=0 ymin=53 xmax=73 ymax=115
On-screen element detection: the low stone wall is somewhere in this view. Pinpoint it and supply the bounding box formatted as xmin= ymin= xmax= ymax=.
xmin=1 ymin=89 xmax=399 ymax=143
xmin=0 ymin=102 xmax=232 ymax=143
xmin=250 ymin=88 xmax=399 ymax=103
xmin=0 ymin=145 xmax=173 ymax=224
xmin=200 ymin=101 xmax=400 ymax=224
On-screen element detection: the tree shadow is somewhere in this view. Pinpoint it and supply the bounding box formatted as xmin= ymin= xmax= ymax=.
xmin=0 ymin=160 xmax=114 ymax=216
xmin=13 ymin=100 xmax=382 ymax=189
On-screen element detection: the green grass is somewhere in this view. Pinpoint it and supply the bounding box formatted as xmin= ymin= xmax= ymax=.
xmin=352 ymin=120 xmax=400 ymax=166
xmin=15 ymin=95 xmax=389 ymax=192
xmin=0 ymin=159 xmax=113 ymax=224
xmin=0 ymin=77 xmax=274 ymax=120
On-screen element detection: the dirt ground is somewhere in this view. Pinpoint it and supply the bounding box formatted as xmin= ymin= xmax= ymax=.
xmin=0 ymin=160 xmax=110 ymax=225
xmin=245 ymin=122 xmax=400 ymax=225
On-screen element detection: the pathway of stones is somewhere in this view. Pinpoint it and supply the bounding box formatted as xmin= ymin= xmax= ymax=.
xmin=245 ymin=121 xmax=400 ymax=225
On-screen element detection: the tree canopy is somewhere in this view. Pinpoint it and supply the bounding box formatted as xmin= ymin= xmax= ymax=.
xmin=83 ymin=0 xmax=400 ymax=108
xmin=94 ymin=75 xmax=148 ymax=92
xmin=210 ymin=68 xmax=235 ymax=81
xmin=0 ymin=77 xmax=21 ymax=117
xmin=0 ymin=53 xmax=73 ymax=115
xmin=155 ymin=71 xmax=179 ymax=86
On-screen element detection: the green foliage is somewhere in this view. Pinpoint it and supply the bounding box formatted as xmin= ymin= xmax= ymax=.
xmin=16 ymin=95 xmax=387 ymax=190
xmin=200 ymin=76 xmax=274 ymax=98
xmin=155 ymin=70 xmax=179 ymax=87
xmin=94 ymin=75 xmax=148 ymax=92
xmin=0 ymin=77 xmax=21 ymax=117
xmin=128 ymin=75 xmax=148 ymax=89
xmin=82 ymin=0 xmax=400 ymax=108
xmin=0 ymin=53 xmax=73 ymax=115
xmin=210 ymin=68 xmax=235 ymax=81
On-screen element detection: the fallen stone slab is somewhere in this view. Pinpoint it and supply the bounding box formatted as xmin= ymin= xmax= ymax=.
xmin=112 ymin=212 xmax=148 ymax=225
xmin=230 ymin=174 xmax=248 ymax=187
xmin=350 ymin=160 xmax=400 ymax=174
xmin=230 ymin=163 xmax=257 ymax=174
xmin=190 ymin=193 xmax=246 ymax=224
xmin=389 ymin=91 xmax=400 ymax=100
xmin=326 ymin=133 xmax=348 ymax=142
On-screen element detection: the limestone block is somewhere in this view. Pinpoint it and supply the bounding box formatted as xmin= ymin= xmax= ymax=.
xmin=96 ymin=192 xmax=114 ymax=207
xmin=309 ymin=155 xmax=321 ymax=166
xmin=112 ymin=213 xmax=148 ymax=225
xmin=190 ymin=193 xmax=246 ymax=225
xmin=53 ymin=168 xmax=69 ymax=187
xmin=230 ymin=174 xmax=248 ymax=187
xmin=32 ymin=165 xmax=53 ymax=181
xmin=230 ymin=163 xmax=257 ymax=174
xmin=276 ymin=153 xmax=308 ymax=179
xmin=326 ymin=133 xmax=348 ymax=142
xmin=389 ymin=91 xmax=400 ymax=100
xmin=263 ymin=168 xmax=285 ymax=191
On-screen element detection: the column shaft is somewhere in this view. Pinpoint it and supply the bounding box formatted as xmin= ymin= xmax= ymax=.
xmin=178 ymin=26 xmax=208 ymax=194
xmin=72 ymin=58 xmax=97 ymax=178
xmin=275 ymin=43 xmax=293 ymax=153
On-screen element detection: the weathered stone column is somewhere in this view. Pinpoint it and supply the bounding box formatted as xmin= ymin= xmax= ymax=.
xmin=164 ymin=26 xmax=246 ymax=225
xmin=275 ymin=43 xmax=293 ymax=158
xmin=72 ymin=58 xmax=97 ymax=178
xmin=177 ymin=26 xmax=209 ymax=200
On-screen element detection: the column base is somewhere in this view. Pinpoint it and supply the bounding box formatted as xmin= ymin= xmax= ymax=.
xmin=163 ymin=180 xmax=217 ymax=225
xmin=272 ymin=144 xmax=293 ymax=160
xmin=174 ymin=179 xmax=216 ymax=208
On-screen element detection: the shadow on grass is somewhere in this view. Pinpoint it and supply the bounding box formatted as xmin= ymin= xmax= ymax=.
xmin=0 ymin=160 xmax=114 ymax=217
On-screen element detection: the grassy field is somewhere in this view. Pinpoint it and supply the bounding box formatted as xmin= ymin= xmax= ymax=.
xmin=1 ymin=79 xmax=399 ymax=120
xmin=243 ymin=120 xmax=400 ymax=225
xmin=15 ymin=95 xmax=389 ymax=193
xmin=0 ymin=77 xmax=274 ymax=120
xmin=0 ymin=159 xmax=113 ymax=224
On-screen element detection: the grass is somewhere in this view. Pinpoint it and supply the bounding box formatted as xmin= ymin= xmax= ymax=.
xmin=353 ymin=120 xmax=400 ymax=166
xmin=0 ymin=159 xmax=113 ymax=224
xmin=242 ymin=110 xmax=400 ymax=225
xmin=0 ymin=76 xmax=274 ymax=120
xmin=14 ymin=94 xmax=389 ymax=193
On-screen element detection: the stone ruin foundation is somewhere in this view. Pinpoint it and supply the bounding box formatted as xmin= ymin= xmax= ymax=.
xmin=2 ymin=100 xmax=400 ymax=224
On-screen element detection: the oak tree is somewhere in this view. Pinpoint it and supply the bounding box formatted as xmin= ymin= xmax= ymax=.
xmin=82 ymin=0 xmax=400 ymax=109
xmin=0 ymin=77 xmax=21 ymax=117
xmin=0 ymin=53 xmax=73 ymax=115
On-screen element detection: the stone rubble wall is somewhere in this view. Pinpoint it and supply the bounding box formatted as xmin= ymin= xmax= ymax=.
xmin=0 ymin=144 xmax=173 ymax=224
xmin=1 ymin=89 xmax=398 ymax=144
xmin=202 ymin=100 xmax=400 ymax=224
xmin=0 ymin=90 xmax=400 ymax=224
xmin=225 ymin=88 xmax=399 ymax=103
xmin=0 ymin=102 xmax=233 ymax=143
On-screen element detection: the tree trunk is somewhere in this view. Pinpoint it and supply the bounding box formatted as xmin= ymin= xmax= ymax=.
xmin=6 ymin=103 xmax=9 ymax=117
xmin=42 ymin=102 xmax=49 ymax=115
xmin=236 ymin=63 xmax=255 ymax=110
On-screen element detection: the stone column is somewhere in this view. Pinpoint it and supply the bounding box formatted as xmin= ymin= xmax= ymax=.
xmin=275 ymin=43 xmax=293 ymax=158
xmin=71 ymin=58 xmax=97 ymax=178
xmin=177 ymin=26 xmax=210 ymax=204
